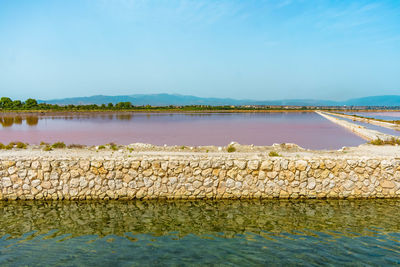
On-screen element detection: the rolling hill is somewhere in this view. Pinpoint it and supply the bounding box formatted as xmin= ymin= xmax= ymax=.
xmin=39 ymin=94 xmax=400 ymax=106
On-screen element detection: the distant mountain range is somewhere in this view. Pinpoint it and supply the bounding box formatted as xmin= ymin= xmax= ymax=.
xmin=39 ymin=94 xmax=400 ymax=106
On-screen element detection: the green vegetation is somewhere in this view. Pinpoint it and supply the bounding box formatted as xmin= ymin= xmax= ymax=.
xmin=269 ymin=151 xmax=281 ymax=157
xmin=180 ymin=146 xmax=186 ymax=149
xmin=0 ymin=97 xmax=38 ymax=110
xmin=5 ymin=144 xmax=13 ymax=150
xmin=227 ymin=145 xmax=236 ymax=153
xmin=0 ymin=97 xmax=364 ymax=112
xmin=67 ymin=144 xmax=85 ymax=149
xmin=43 ymin=145 xmax=52 ymax=151
xmin=98 ymin=145 xmax=106 ymax=150
xmin=16 ymin=142 xmax=27 ymax=149
xmin=369 ymin=138 xmax=400 ymax=146
xmin=109 ymin=143 xmax=118 ymax=151
xmin=1 ymin=97 xmax=400 ymax=113
xmin=0 ymin=143 xmax=5 ymax=149
xmin=3 ymin=142 xmax=16 ymax=150
xmin=51 ymin=142 xmax=66 ymax=149
xmin=0 ymin=97 xmax=289 ymax=111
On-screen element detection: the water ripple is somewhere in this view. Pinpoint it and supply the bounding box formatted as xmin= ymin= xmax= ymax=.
xmin=1 ymin=199 xmax=400 ymax=265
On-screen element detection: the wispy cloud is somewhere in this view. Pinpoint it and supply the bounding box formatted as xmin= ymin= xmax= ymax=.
xmin=95 ymin=0 xmax=246 ymax=26
xmin=275 ymin=0 xmax=292 ymax=9
xmin=314 ymin=1 xmax=387 ymax=33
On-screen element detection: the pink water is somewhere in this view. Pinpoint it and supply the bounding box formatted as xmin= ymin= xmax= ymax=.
xmin=0 ymin=112 xmax=365 ymax=149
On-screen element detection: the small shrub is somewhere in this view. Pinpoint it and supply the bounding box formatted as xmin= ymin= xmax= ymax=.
xmin=43 ymin=145 xmax=52 ymax=151
xmin=206 ymin=149 xmax=209 ymax=153
xmin=369 ymin=138 xmax=384 ymax=145
xmin=40 ymin=141 xmax=49 ymax=146
xmin=227 ymin=145 xmax=236 ymax=153
xmin=127 ymin=147 xmax=134 ymax=153
xmin=98 ymin=145 xmax=106 ymax=150
xmin=369 ymin=138 xmax=400 ymax=146
xmin=52 ymin=142 xmax=66 ymax=149
xmin=269 ymin=151 xmax=281 ymax=157
xmin=389 ymin=137 xmax=400 ymax=145
xmin=68 ymin=144 xmax=85 ymax=149
xmin=180 ymin=145 xmax=186 ymax=149
xmin=16 ymin=142 xmax=27 ymax=149
xmin=0 ymin=143 xmax=4 ymax=149
xmin=5 ymin=142 xmax=15 ymax=150
xmin=109 ymin=144 xmax=118 ymax=151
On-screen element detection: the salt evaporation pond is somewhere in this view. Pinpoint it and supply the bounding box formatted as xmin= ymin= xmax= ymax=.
xmin=331 ymin=113 xmax=400 ymax=136
xmin=0 ymin=112 xmax=365 ymax=149
xmin=1 ymin=200 xmax=400 ymax=266
xmin=344 ymin=111 xmax=400 ymax=121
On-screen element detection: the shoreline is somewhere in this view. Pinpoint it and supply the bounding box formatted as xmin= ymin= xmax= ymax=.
xmin=1 ymin=109 xmax=400 ymax=116
xmin=316 ymin=111 xmax=398 ymax=141
xmin=326 ymin=111 xmax=400 ymax=131
xmin=0 ymin=142 xmax=399 ymax=157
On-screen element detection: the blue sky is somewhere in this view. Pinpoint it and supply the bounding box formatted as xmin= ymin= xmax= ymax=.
xmin=0 ymin=0 xmax=399 ymax=101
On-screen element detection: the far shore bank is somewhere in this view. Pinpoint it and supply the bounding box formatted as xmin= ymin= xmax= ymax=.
xmin=1 ymin=108 xmax=400 ymax=116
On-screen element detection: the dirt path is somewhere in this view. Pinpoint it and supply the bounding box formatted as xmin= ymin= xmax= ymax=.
xmin=1 ymin=142 xmax=399 ymax=160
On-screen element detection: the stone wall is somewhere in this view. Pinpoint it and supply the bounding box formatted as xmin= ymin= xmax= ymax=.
xmin=1 ymin=155 xmax=400 ymax=200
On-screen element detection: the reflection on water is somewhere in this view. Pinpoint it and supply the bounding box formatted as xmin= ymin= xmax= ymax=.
xmin=0 ymin=112 xmax=365 ymax=149
xmin=0 ymin=113 xmax=216 ymax=127
xmin=0 ymin=116 xmax=39 ymax=127
xmin=1 ymin=200 xmax=400 ymax=265
xmin=25 ymin=116 xmax=39 ymax=126
xmin=13 ymin=116 xmax=22 ymax=125
xmin=0 ymin=117 xmax=15 ymax=127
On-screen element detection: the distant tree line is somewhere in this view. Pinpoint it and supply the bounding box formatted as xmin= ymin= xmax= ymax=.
xmin=0 ymin=97 xmax=291 ymax=111
xmin=0 ymin=97 xmax=41 ymax=110
xmin=0 ymin=97 xmax=142 ymax=110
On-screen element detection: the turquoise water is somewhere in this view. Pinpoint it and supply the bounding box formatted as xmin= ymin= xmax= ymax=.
xmin=1 ymin=200 xmax=400 ymax=266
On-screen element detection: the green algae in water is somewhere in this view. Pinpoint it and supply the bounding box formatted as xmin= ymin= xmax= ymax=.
xmin=1 ymin=199 xmax=400 ymax=266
